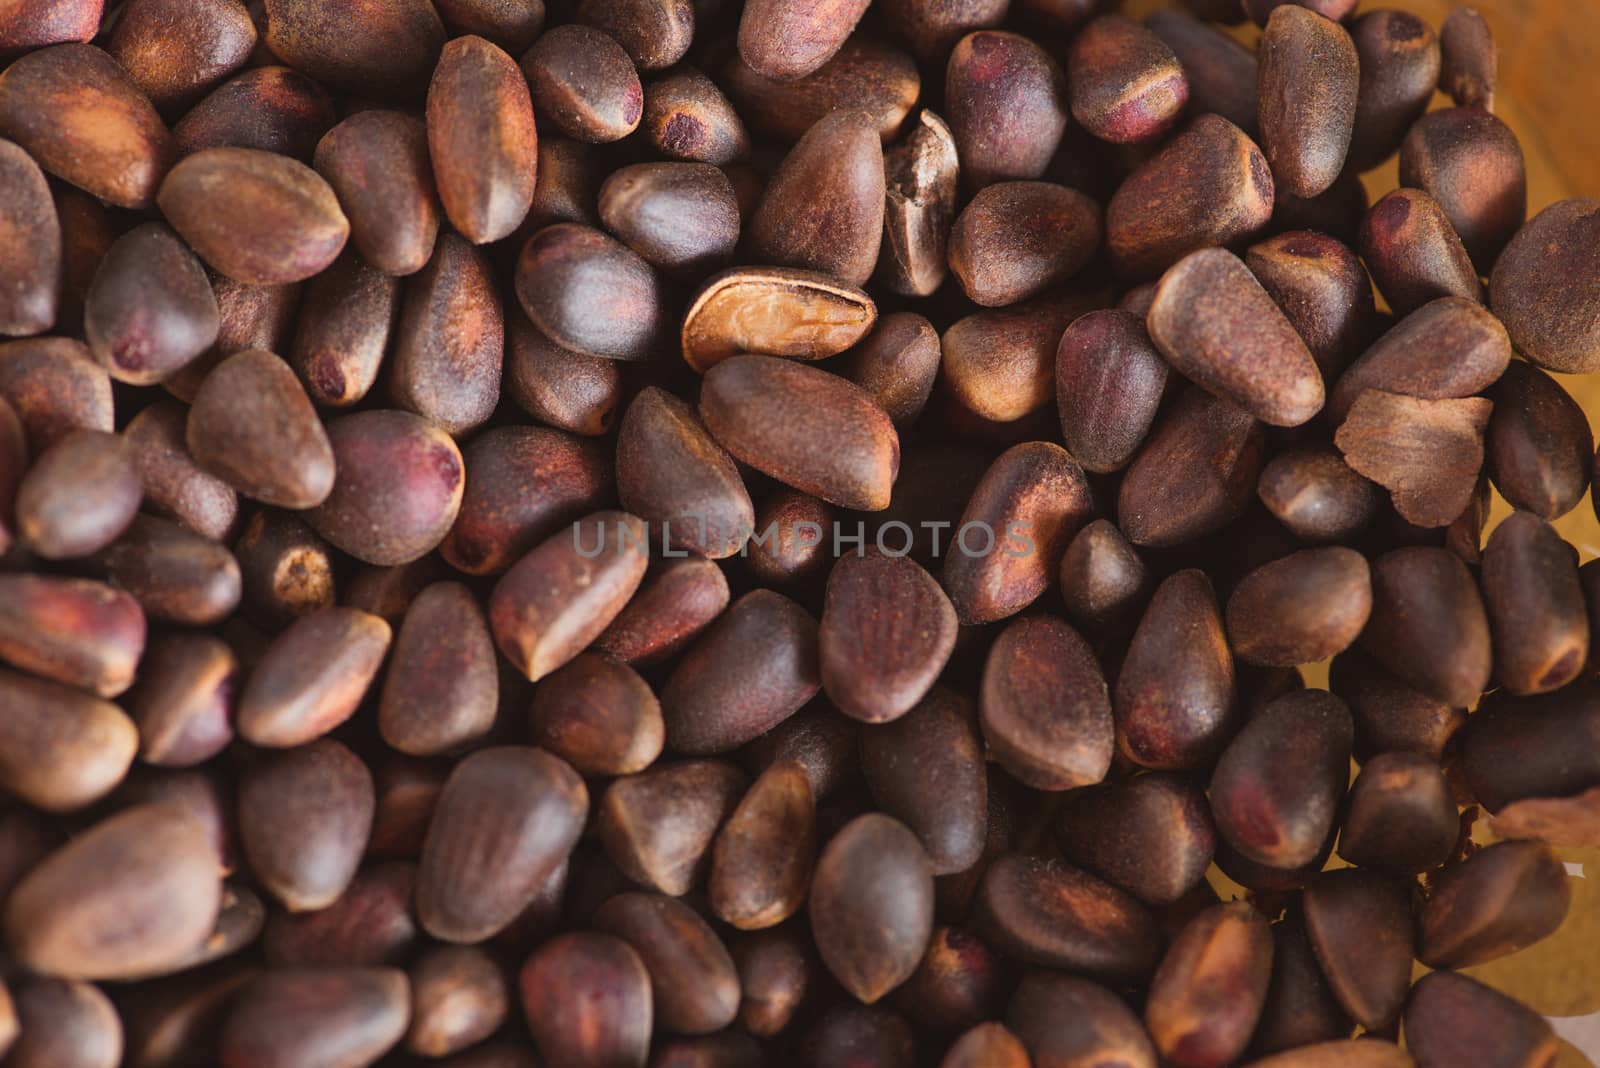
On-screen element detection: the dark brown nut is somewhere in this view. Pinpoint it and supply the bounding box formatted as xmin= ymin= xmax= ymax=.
xmin=443 ymin=426 xmax=611 ymax=576
xmin=860 ymin=688 xmax=985 ymax=874
xmin=187 ymin=349 xmax=335 ymax=509
xmin=1068 ymin=14 xmax=1187 ymax=144
xmin=124 ymin=404 xmax=236 ymax=542
xmin=314 ymin=111 xmax=440 ymax=277
xmin=1335 ymin=751 xmax=1456 ymax=874
xmin=1362 ymin=546 xmax=1491 ymax=708
xmin=406 ymin=946 xmax=507 ymax=1057
xmin=744 ymin=490 xmax=830 ymax=586
xmin=976 ymin=853 xmax=1161 ymax=981
xmin=344 ymin=559 xmax=447 ymax=626
xmin=521 ymin=24 xmax=641 ymax=143
xmin=1347 ymin=11 xmax=1440 ymax=172
xmin=1107 ymin=114 xmax=1275 ymax=278
xmin=1406 ymin=970 xmax=1556 ymax=1068
xmin=288 ymin=251 xmax=397 ymax=408
xmin=159 ymin=147 xmax=350 ymax=285
xmin=740 ymin=704 xmax=859 ymax=802
xmin=748 ymin=111 xmax=885 ymax=288
xmin=15 ymin=428 xmax=140 ymax=560
xmin=1210 ymin=687 xmax=1352 ymax=867
xmin=895 ymin=926 xmax=1005 ymax=1037
xmin=123 ymin=633 xmax=237 ymax=767
xmin=0 ymin=337 xmax=113 ymax=450
xmin=489 ymin=511 xmax=649 ymax=682
xmin=165 ymin=274 xmax=302 ymax=402
xmin=1224 ymin=547 xmax=1371 ymax=667
xmin=575 ymin=0 xmax=690 ymax=70
xmin=1440 ymin=7 xmax=1496 ymax=109
xmin=662 ymin=589 xmax=820 ymax=753
xmin=1491 ymin=198 xmax=1600 ymax=375
xmin=801 ymin=1003 xmax=914 ymax=1064
xmin=942 ymin=441 xmax=1092 ymax=625
xmin=1301 ymin=869 xmax=1414 ymax=1031
xmin=172 ymin=66 xmax=334 ymax=160
xmin=434 ymin=0 xmax=545 ymax=53
xmin=1464 ymin=686 xmax=1600 ymax=814
xmin=1336 ymin=391 xmax=1493 ymax=528
xmin=1418 ymin=838 xmax=1571 ymax=968
xmin=106 ymin=0 xmax=256 ymax=111
xmin=1246 ymin=230 xmax=1375 ymax=378
xmin=0 ymin=398 xmax=19 ymax=553
xmin=1359 ymin=189 xmax=1481 ymax=317
xmin=7 ymin=979 xmax=120 ymax=1068
xmin=506 ymin=311 xmax=621 ymax=435
xmin=1257 ymin=7 xmax=1357 ymax=197
xmin=879 ymin=109 xmax=959 ymax=298
xmin=263 ymin=0 xmax=444 ymax=98
xmin=1257 ymin=448 xmax=1380 ymax=543
xmin=594 ymin=892 xmax=739 ymax=1034
xmin=709 ymin=761 xmax=816 ymax=929
xmin=981 ymin=615 xmax=1113 ymax=791
xmin=617 ymin=387 xmax=753 ymax=559
xmin=378 ymin=582 xmax=498 ymax=757
xmin=5 ymin=803 xmax=220 ymax=980
xmin=1400 ymin=107 xmax=1526 ymax=272
xmin=221 ymin=967 xmax=410 ymax=1068
xmin=1328 ymin=648 xmax=1465 ymax=763
xmin=1054 ymin=772 xmax=1214 ymax=906
xmin=731 ymin=927 xmax=809 ymax=1037
xmin=419 ymin=746 xmax=586 ymax=943
xmin=839 ymin=312 xmax=940 ymax=427
xmin=1055 ymin=309 xmax=1169 ymax=474
xmin=598 ymin=163 xmax=738 ymax=277
xmin=260 ymin=863 xmax=412 ymax=972
xmin=0 ymin=668 xmax=137 ymax=811
xmin=111 ymin=767 xmax=235 ymax=879
xmin=821 ymin=551 xmax=956 ymax=723
xmin=811 ymin=813 xmax=934 ymax=1004
xmin=1250 ymin=916 xmax=1350 ymax=1056
xmin=0 ymin=44 xmax=173 ymax=209
xmin=880 ymin=0 xmax=1006 ymax=62
xmin=526 ymin=136 xmax=602 ymax=229
xmin=1482 ymin=511 xmax=1587 ymax=696
xmin=520 ymin=933 xmax=652 ymax=1068
xmin=237 ymin=607 xmax=390 ymax=747
xmin=595 ymin=557 xmax=730 ymax=667
xmin=119 ymin=963 xmax=257 ymax=1068
xmin=724 ymin=36 xmax=918 ymax=147
xmin=1007 ymin=972 xmax=1157 ymax=1068
xmin=941 ymin=1023 xmax=1028 ymax=1068
xmin=948 ymin=182 xmax=1099 ymax=307
xmin=0 ymin=0 xmax=102 ymax=50
xmin=1488 ymin=361 xmax=1592 ymax=519
xmin=642 ymin=69 xmax=750 ymax=165
xmin=599 ymin=759 xmax=746 ymax=896
xmin=945 ymin=31 xmax=1068 ymax=189
xmin=1144 ymin=903 xmax=1272 ymax=1068
xmin=238 ymin=739 xmax=374 ymax=912
xmin=0 ymin=573 xmax=144 ymax=697
xmin=389 ymin=233 xmax=502 ymax=435
xmin=1059 ymin=519 xmax=1145 ymax=631
xmin=39 ymin=181 xmax=104 ymax=337
xmin=1115 ymin=568 xmax=1236 ymax=769
xmin=98 ymin=515 xmax=242 ymax=625
xmin=682 ymin=268 xmax=876 ymax=373
xmin=701 ymin=355 xmax=898 ymax=511
xmin=307 ymin=409 xmax=467 ymax=566
xmin=530 ymin=652 xmax=663 ymax=777
xmin=367 ymin=758 xmax=446 ymax=861
xmin=427 ymin=35 xmax=538 ymax=245
xmin=737 ymin=0 xmax=869 ymax=80
xmin=1119 ymin=386 xmax=1267 ymax=547
xmin=1149 ymin=247 xmax=1324 ymax=427
xmin=0 ymin=138 xmax=58 ymax=338
xmin=1330 ymin=298 xmax=1511 ymax=424
xmin=233 ymin=511 xmax=336 ymax=631
xmin=1147 ymin=9 xmax=1258 ymax=133
xmin=515 ymin=223 xmax=661 ymax=360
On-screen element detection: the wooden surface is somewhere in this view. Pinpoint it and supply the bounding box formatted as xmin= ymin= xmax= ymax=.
xmin=1121 ymin=2 xmax=1600 ymax=1063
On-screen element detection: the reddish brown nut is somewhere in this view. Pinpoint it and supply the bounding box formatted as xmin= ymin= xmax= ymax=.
xmin=263 ymin=0 xmax=445 ymax=99
xmin=949 ymin=181 xmax=1100 ymax=306
xmin=514 ymin=222 xmax=661 ymax=360
xmin=0 ymin=138 xmax=59 ymax=338
xmin=166 ymin=274 xmax=301 ymax=401
xmin=489 ymin=511 xmax=650 ymax=682
xmin=594 ymin=891 xmax=740 ymax=1034
xmin=220 ymin=967 xmax=410 ymax=1068
xmin=737 ymin=0 xmax=871 ymax=81
xmin=1107 ymin=114 xmax=1275 ymax=279
xmin=0 ymin=0 xmax=103 ymax=51
xmin=0 ymin=668 xmax=137 ymax=812
xmin=306 ymin=409 xmax=466 ymax=566
xmin=1147 ymin=9 xmax=1258 ymax=133
xmin=744 ymin=489 xmax=834 ymax=588
xmin=106 ymin=0 xmax=257 ymax=111
xmin=172 ymin=66 xmax=335 ymax=160
xmin=642 ymin=68 xmax=750 ymax=166
xmin=1144 ymin=903 xmax=1273 ymax=1068
xmin=236 ymin=607 xmax=391 ymax=748
xmin=520 ymin=933 xmax=652 ymax=1068
xmin=405 ymin=945 xmax=508 ymax=1057
xmin=1335 ymin=751 xmax=1457 ymax=874
xmin=820 ymin=551 xmax=956 ymax=723
xmin=1400 ymin=107 xmax=1526 ymax=272
xmin=1301 ymin=868 xmax=1414 ymax=1031
xmin=428 ymin=35 xmax=538 ymax=245
xmin=529 ymin=652 xmax=663 ymax=777
xmin=1329 ymin=297 xmax=1510 ymax=423
xmin=722 ymin=36 xmax=918 ymax=146
xmin=1335 ymin=391 xmax=1493 ymax=529
xmin=1245 ymin=230 xmax=1375 ymax=379
xmin=1256 ymin=448 xmax=1380 ymax=543
xmin=379 ymin=583 xmax=498 ymax=757
xmin=1257 ymin=7 xmax=1358 ymax=198
xmin=1225 ymin=548 xmax=1372 ymax=667
xmin=598 ymin=162 xmax=739 ymax=277
xmin=594 ymin=556 xmax=731 ymax=667
xmin=434 ymin=0 xmax=546 ymax=53
xmin=617 ymin=387 xmax=753 ymax=559
xmin=982 ymin=615 xmax=1113 ymax=790
xmin=1490 ymin=198 xmax=1600 ymax=375
xmin=945 ymin=31 xmax=1069 ymax=189
xmin=120 ymin=403 xmax=235 ymax=542
xmin=1054 ymin=773 xmax=1214 ymax=907
xmin=122 ymin=632 xmax=237 ymax=767
xmin=505 ymin=311 xmax=622 ymax=435
xmin=599 ymin=758 xmax=746 ymax=896
xmin=97 ymin=514 xmax=241 ymax=626
xmin=1406 ymin=970 xmax=1557 ymax=1068
xmin=1440 ymin=7 xmax=1496 ymax=109
xmin=1361 ymin=546 xmax=1492 ymax=709
xmin=15 ymin=428 xmax=141 ymax=560
xmin=314 ymin=110 xmax=440 ymax=277
xmin=811 ymin=814 xmax=935 ymax=1004
xmin=158 ymin=147 xmax=350 ymax=285
xmin=83 ymin=223 xmax=218 ymax=385
xmin=1487 ymin=360 xmax=1593 ymax=519
xmin=1347 ymin=11 xmax=1441 ymax=172
xmin=286 ymin=252 xmax=396 ymax=408
xmin=1481 ymin=511 xmax=1588 ymax=696
xmin=1007 ymin=972 xmax=1158 ymax=1068
xmin=187 ymin=349 xmax=335 ymax=510
xmin=418 ymin=747 xmax=588 ymax=943
xmin=521 ymin=25 xmax=642 ymax=143
xmin=0 ymin=43 xmax=174 ymax=209
xmin=1068 ymin=15 xmax=1188 ymax=144
xmin=1055 ymin=310 xmax=1168 ymax=474
xmin=7 ymin=979 xmax=120 ymax=1068
xmin=1059 ymin=519 xmax=1147 ymax=632
xmin=389 ymin=234 xmax=502 ymax=435
xmin=0 ymin=573 xmax=144 ymax=698
xmin=1359 ymin=189 xmax=1481 ymax=317
xmin=840 ymin=312 xmax=940 ymax=427
xmin=0 ymin=337 xmax=113 ymax=451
